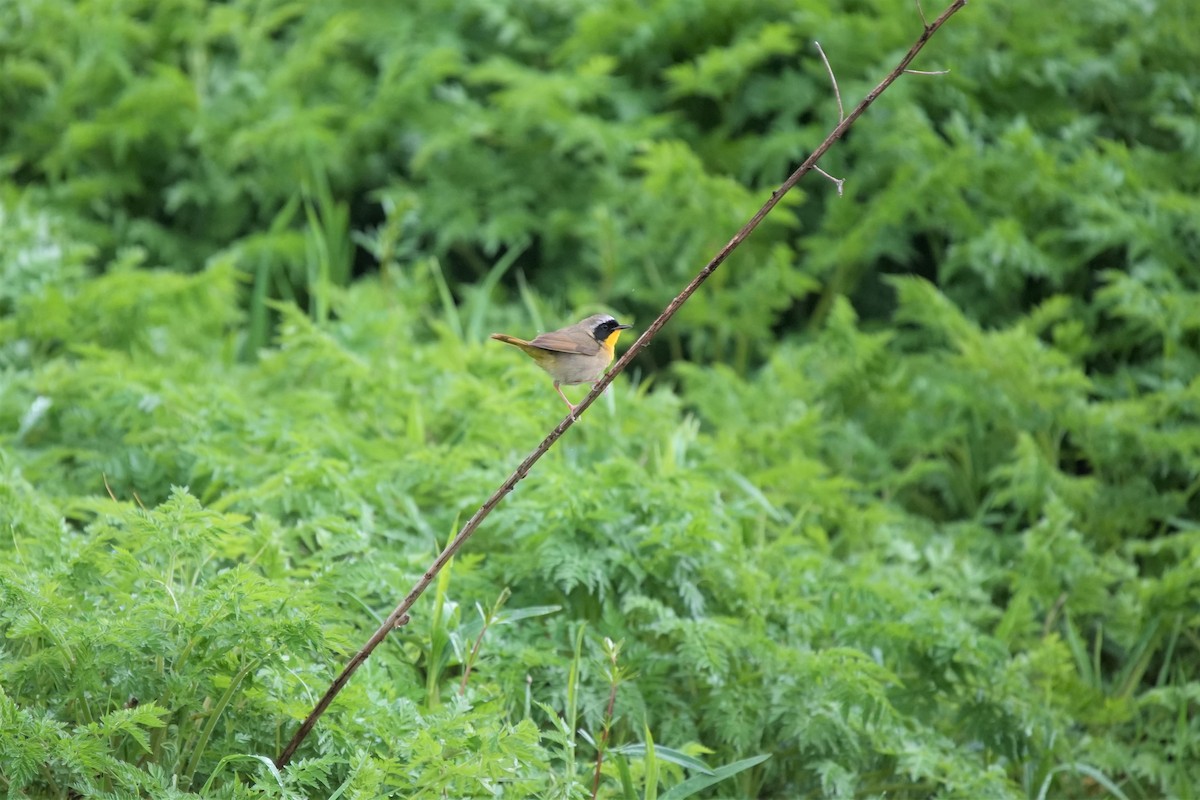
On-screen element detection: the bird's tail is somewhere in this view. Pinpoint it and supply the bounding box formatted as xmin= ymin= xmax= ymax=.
xmin=490 ymin=333 xmax=530 ymax=347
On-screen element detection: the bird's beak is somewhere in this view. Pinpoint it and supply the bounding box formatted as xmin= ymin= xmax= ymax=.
xmin=615 ymin=324 xmax=632 ymax=330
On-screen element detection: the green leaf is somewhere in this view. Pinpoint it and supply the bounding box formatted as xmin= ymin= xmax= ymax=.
xmin=659 ymin=754 xmax=771 ymax=800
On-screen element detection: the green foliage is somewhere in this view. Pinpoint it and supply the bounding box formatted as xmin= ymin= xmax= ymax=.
xmin=6 ymin=0 xmax=1196 ymax=367
xmin=3 ymin=0 xmax=1199 ymax=798
xmin=0 ymin=203 xmax=82 ymax=303
xmin=2 ymin=255 xmax=1197 ymax=797
xmin=0 ymin=482 xmax=327 ymax=797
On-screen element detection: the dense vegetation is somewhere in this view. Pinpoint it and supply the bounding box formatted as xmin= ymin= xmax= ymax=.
xmin=2 ymin=0 xmax=1198 ymax=797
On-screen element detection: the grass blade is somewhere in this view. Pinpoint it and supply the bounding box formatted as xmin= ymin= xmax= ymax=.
xmin=659 ymin=754 xmax=771 ymax=800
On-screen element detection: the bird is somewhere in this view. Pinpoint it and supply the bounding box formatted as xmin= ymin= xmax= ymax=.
xmin=490 ymin=314 xmax=633 ymax=411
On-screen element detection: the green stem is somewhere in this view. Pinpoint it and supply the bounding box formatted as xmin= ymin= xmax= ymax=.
xmin=182 ymin=655 xmax=266 ymax=790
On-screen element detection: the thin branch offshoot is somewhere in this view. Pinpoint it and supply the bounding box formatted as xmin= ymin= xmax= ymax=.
xmin=814 ymin=165 xmax=845 ymax=196
xmin=814 ymin=41 xmax=845 ymax=122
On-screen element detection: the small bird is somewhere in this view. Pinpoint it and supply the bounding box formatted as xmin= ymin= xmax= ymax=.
xmin=491 ymin=314 xmax=632 ymax=411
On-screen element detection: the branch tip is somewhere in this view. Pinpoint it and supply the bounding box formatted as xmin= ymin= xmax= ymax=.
xmin=813 ymin=166 xmax=845 ymax=197
xmin=916 ymin=0 xmax=930 ymax=28
xmin=813 ymin=41 xmax=844 ymax=123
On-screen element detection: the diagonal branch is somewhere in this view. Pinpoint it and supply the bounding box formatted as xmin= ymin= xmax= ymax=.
xmin=275 ymin=0 xmax=967 ymax=768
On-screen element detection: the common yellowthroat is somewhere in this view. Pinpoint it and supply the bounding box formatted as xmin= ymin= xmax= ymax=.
xmin=490 ymin=314 xmax=632 ymax=410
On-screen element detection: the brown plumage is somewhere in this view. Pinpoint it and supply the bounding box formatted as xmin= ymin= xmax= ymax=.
xmin=490 ymin=314 xmax=632 ymax=410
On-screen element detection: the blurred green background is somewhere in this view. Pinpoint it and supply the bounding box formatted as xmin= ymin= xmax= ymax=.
xmin=2 ymin=0 xmax=1198 ymax=797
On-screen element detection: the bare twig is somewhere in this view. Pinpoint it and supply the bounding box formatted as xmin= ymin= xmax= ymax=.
xmin=916 ymin=0 xmax=930 ymax=29
xmin=813 ymin=165 xmax=845 ymax=196
xmin=812 ymin=41 xmax=848 ymax=194
xmin=904 ymin=68 xmax=951 ymax=75
xmin=274 ymin=0 xmax=969 ymax=768
xmin=813 ymin=41 xmax=844 ymax=122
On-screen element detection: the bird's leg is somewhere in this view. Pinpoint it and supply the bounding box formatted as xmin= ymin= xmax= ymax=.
xmin=553 ymin=382 xmax=577 ymax=412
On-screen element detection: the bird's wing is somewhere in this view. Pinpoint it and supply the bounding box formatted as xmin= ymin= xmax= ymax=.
xmin=528 ymin=330 xmax=600 ymax=355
